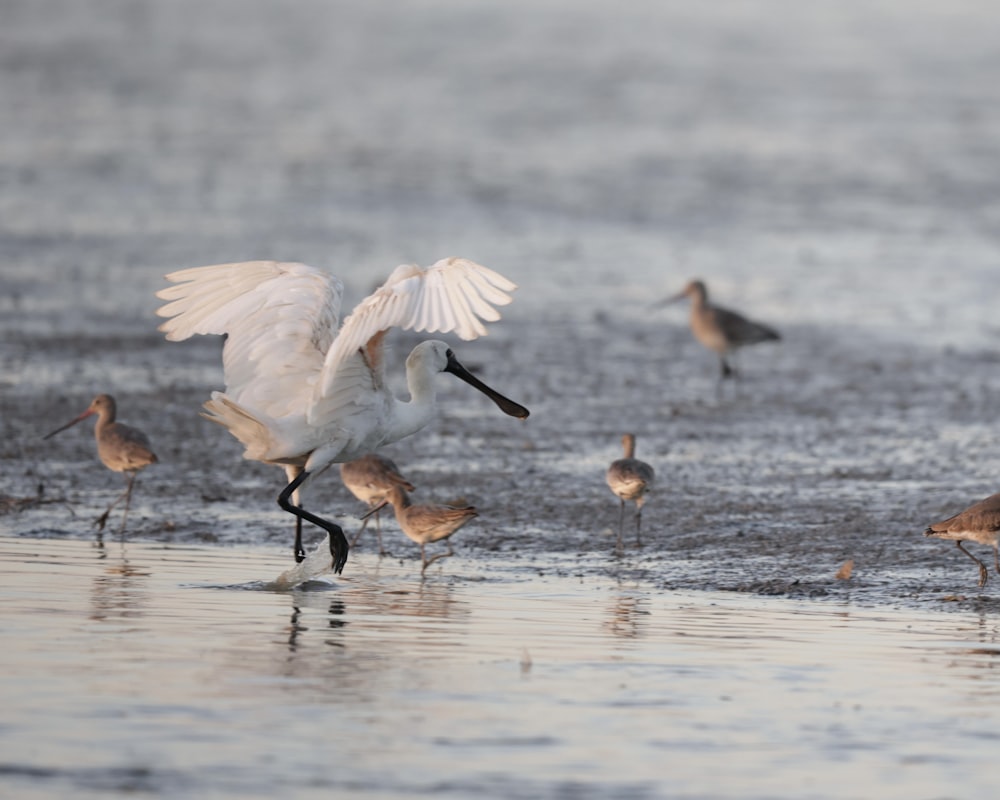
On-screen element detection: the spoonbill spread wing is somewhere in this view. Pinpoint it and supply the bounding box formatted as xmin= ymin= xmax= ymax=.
xmin=314 ymin=257 xmax=516 ymax=406
xmin=157 ymin=261 xmax=343 ymax=418
xmin=155 ymin=257 xmax=528 ymax=573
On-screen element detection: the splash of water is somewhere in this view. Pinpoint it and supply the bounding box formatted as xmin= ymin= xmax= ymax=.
xmin=264 ymin=534 xmax=336 ymax=591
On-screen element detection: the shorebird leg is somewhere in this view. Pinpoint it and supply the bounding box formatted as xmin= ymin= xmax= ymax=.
xmin=93 ymin=500 xmax=115 ymax=531
xmin=956 ymin=541 xmax=989 ymax=588
xmin=117 ymin=471 xmax=139 ymax=535
xmin=348 ymin=506 xmax=389 ymax=555
xmin=93 ymin=472 xmax=137 ymax=533
xmin=421 ymin=544 xmax=453 ymax=576
xmin=374 ymin=510 xmax=387 ymax=555
xmin=616 ymin=500 xmax=626 ymax=555
xmin=720 ymin=356 xmax=736 ymax=380
xmin=348 ymin=513 xmax=371 ymax=547
xmin=357 ymin=499 xmax=391 ymax=555
xmin=635 ymin=506 xmax=643 ymax=548
xmin=277 ymin=470 xmax=349 ymax=573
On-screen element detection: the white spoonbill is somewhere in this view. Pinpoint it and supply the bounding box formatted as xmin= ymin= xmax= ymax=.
xmin=43 ymin=393 xmax=158 ymax=533
xmin=155 ymin=258 xmax=529 ymax=573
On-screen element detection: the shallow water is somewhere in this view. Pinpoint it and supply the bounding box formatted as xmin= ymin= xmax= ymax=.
xmin=3 ymin=535 xmax=999 ymax=799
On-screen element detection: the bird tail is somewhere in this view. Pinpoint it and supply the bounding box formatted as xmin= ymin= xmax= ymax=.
xmin=760 ymin=324 xmax=781 ymax=342
xmin=201 ymin=392 xmax=275 ymax=461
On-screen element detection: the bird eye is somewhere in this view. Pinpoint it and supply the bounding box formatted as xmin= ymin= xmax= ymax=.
xmin=445 ymin=348 xmax=454 ymax=358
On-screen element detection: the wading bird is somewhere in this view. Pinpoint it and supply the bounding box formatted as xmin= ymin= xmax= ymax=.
xmin=156 ymin=258 xmax=529 ymax=574
xmin=663 ymin=279 xmax=780 ymax=382
xmin=341 ymin=453 xmax=416 ymax=554
xmin=43 ymin=394 xmax=158 ymax=533
xmin=606 ymin=433 xmax=655 ymax=554
xmin=924 ymin=492 xmax=1000 ymax=588
xmin=365 ymin=484 xmax=477 ymax=575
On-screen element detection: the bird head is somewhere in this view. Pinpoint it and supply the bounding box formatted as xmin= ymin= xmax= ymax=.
xmin=409 ymin=340 xmax=529 ymax=420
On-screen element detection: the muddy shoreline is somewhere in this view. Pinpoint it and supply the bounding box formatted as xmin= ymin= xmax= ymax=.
xmin=4 ymin=310 xmax=999 ymax=612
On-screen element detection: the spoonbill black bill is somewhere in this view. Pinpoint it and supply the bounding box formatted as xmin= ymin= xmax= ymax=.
xmin=43 ymin=393 xmax=158 ymax=533
xmin=924 ymin=492 xmax=1000 ymax=588
xmin=365 ymin=484 xmax=477 ymax=575
xmin=662 ymin=279 xmax=780 ymax=382
xmin=156 ymin=258 xmax=529 ymax=573
xmin=341 ymin=453 xmax=416 ymax=554
xmin=606 ymin=433 xmax=655 ymax=554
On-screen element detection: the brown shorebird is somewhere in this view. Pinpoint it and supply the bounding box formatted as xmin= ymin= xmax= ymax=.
xmin=341 ymin=453 xmax=416 ymax=554
xmin=664 ymin=279 xmax=780 ymax=382
xmin=43 ymin=394 xmax=158 ymax=533
xmin=924 ymin=492 xmax=1000 ymax=588
xmin=606 ymin=433 xmax=655 ymax=554
xmin=366 ymin=484 xmax=478 ymax=575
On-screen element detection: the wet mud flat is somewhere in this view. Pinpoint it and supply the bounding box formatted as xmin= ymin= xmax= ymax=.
xmin=3 ymin=309 xmax=999 ymax=612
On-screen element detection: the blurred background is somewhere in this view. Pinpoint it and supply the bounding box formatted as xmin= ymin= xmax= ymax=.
xmin=2 ymin=0 xmax=999 ymax=347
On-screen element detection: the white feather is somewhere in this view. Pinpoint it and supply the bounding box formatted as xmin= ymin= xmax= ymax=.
xmin=156 ymin=257 xmax=517 ymax=461
xmin=314 ymin=257 xmax=516 ymax=407
xmin=156 ymin=261 xmax=342 ymax=420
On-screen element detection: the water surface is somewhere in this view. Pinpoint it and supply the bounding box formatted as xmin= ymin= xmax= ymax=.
xmin=2 ymin=536 xmax=998 ymax=798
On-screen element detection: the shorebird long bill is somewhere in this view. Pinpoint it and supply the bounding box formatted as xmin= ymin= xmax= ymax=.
xmin=43 ymin=409 xmax=96 ymax=439
xmin=649 ymin=289 xmax=686 ymax=309
xmin=359 ymin=499 xmax=390 ymax=520
xmin=444 ymin=350 xmax=529 ymax=419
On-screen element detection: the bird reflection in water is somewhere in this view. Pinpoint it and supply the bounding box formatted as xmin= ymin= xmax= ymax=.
xmin=603 ymin=595 xmax=649 ymax=640
xmin=255 ymin=583 xmax=468 ymax=700
xmin=89 ymin=555 xmax=151 ymax=623
xmin=286 ymin=599 xmax=347 ymax=653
